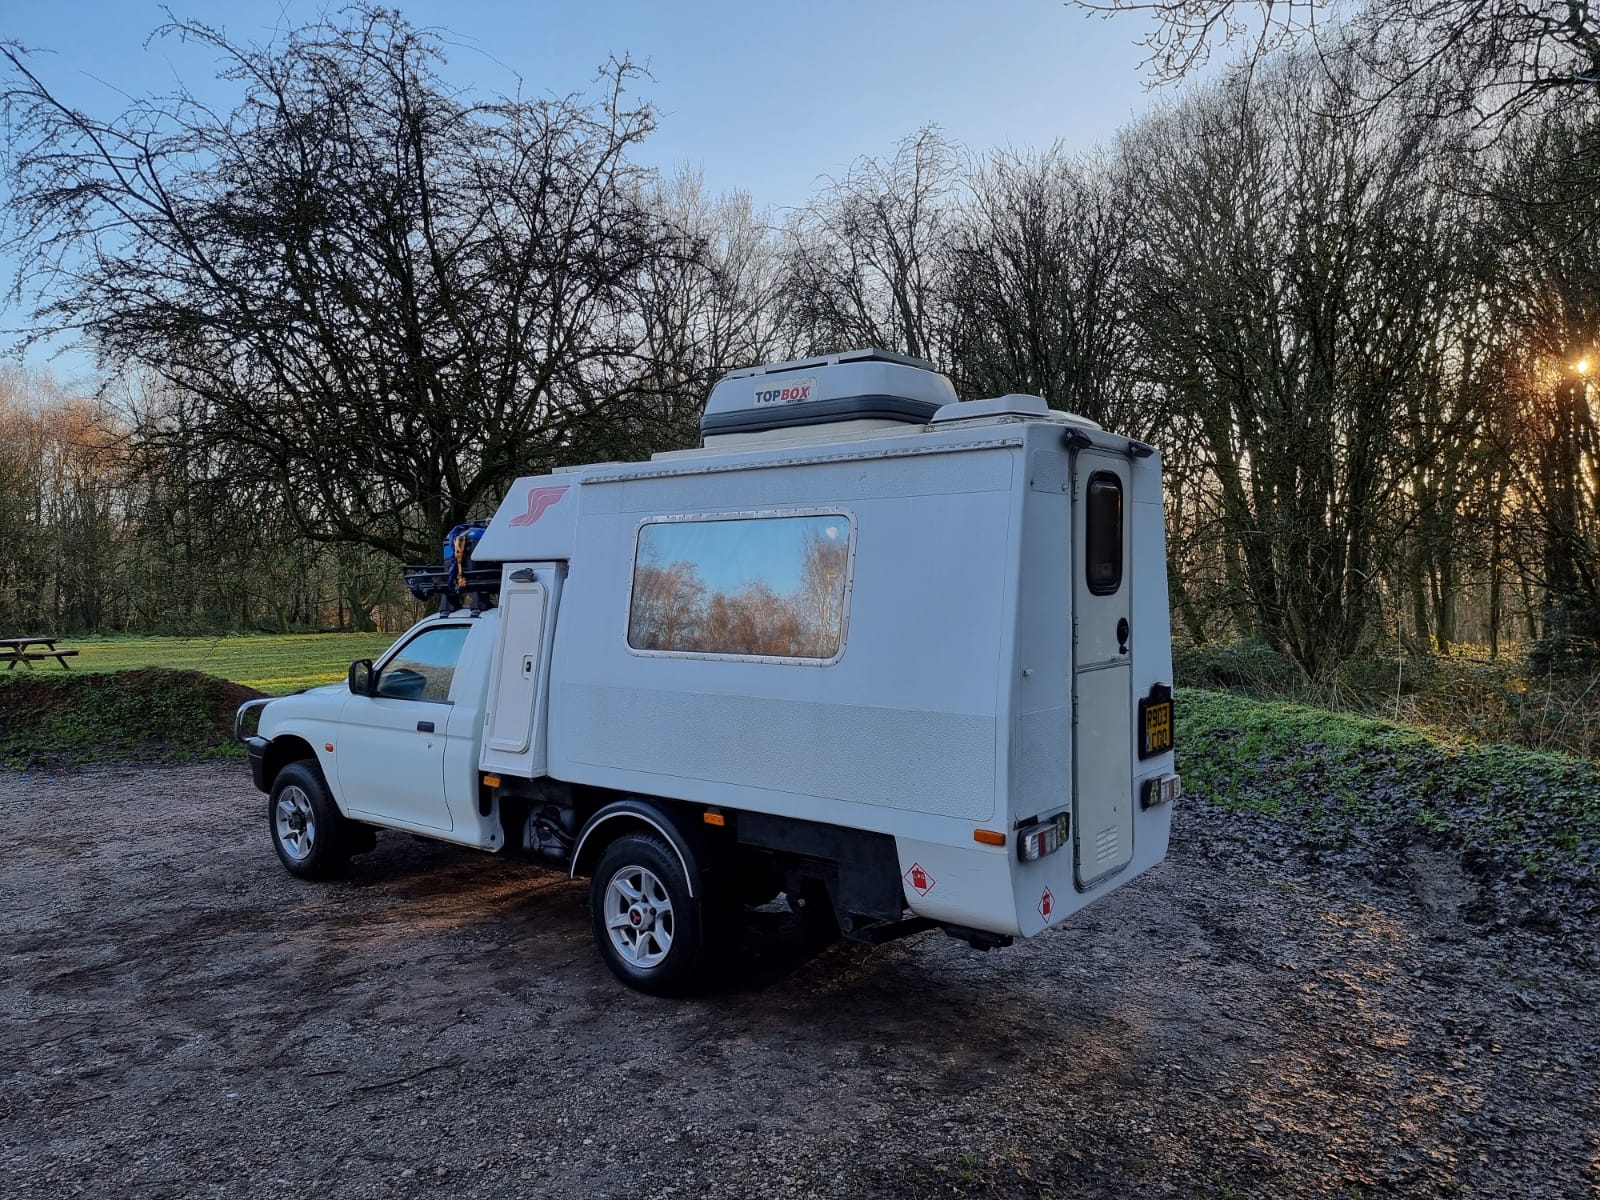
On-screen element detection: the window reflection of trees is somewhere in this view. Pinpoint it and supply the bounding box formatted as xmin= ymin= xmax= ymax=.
xmin=377 ymin=626 xmax=469 ymax=701
xmin=629 ymin=521 xmax=850 ymax=659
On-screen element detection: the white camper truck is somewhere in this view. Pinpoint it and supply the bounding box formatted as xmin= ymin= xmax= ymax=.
xmin=238 ymin=349 xmax=1181 ymax=993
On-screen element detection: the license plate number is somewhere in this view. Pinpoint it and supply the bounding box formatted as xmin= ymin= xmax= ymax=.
xmin=1141 ymin=699 xmax=1173 ymax=758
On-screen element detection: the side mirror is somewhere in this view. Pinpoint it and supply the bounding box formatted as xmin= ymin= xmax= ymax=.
xmin=348 ymin=659 xmax=376 ymax=696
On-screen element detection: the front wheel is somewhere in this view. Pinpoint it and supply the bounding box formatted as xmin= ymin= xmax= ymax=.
xmin=269 ymin=761 xmax=354 ymax=880
xmin=589 ymin=832 xmax=707 ymax=995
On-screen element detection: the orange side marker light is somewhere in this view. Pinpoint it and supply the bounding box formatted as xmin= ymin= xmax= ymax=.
xmin=703 ymin=811 xmax=726 ymax=827
xmin=973 ymin=829 xmax=1006 ymax=846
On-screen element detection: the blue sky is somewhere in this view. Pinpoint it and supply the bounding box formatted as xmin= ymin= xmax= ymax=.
xmin=2 ymin=1 xmax=1201 ymax=376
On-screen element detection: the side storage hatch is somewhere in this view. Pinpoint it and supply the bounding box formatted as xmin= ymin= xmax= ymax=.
xmin=482 ymin=565 xmax=562 ymax=776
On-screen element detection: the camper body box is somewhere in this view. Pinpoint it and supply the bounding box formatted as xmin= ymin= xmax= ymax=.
xmin=470 ymin=411 xmax=1175 ymax=940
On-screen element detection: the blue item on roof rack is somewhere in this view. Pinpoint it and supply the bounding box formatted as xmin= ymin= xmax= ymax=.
xmin=443 ymin=522 xmax=488 ymax=589
xmin=403 ymin=522 xmax=498 ymax=613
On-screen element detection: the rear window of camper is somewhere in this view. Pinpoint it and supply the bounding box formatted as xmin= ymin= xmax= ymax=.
xmin=1086 ymin=473 xmax=1123 ymax=595
xmin=628 ymin=513 xmax=853 ymax=661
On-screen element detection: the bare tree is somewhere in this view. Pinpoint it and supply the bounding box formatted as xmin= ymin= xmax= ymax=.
xmin=780 ymin=127 xmax=959 ymax=360
xmin=1483 ymin=113 xmax=1600 ymax=662
xmin=2 ymin=8 xmax=673 ymax=564
xmin=944 ymin=146 xmax=1151 ymax=435
xmin=1123 ymin=52 xmax=1491 ymax=676
xmin=1072 ymin=0 xmax=1600 ymax=120
xmin=0 ymin=366 xmax=147 ymax=632
xmin=572 ymin=173 xmax=788 ymax=462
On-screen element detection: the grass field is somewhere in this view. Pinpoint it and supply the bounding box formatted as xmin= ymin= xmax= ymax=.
xmin=30 ymin=632 xmax=397 ymax=694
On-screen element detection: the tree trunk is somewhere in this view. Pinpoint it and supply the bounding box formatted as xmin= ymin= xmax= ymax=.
xmin=1488 ymin=479 xmax=1504 ymax=659
xmin=1411 ymin=549 xmax=1431 ymax=653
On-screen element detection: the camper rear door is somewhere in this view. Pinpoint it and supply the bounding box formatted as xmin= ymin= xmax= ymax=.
xmin=1072 ymin=451 xmax=1135 ymax=888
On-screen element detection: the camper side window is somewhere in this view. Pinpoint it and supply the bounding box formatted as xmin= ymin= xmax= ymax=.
xmin=628 ymin=514 xmax=852 ymax=661
xmin=1085 ymin=473 xmax=1123 ymax=595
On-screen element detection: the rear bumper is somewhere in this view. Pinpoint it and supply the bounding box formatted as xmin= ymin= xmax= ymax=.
xmin=246 ymin=737 xmax=270 ymax=793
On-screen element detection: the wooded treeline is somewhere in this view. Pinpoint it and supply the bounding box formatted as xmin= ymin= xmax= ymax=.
xmin=2 ymin=6 xmax=1597 ymax=678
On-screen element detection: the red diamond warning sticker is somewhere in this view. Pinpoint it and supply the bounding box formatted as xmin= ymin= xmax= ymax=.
xmin=1039 ymin=888 xmax=1055 ymax=919
xmin=904 ymin=862 xmax=936 ymax=896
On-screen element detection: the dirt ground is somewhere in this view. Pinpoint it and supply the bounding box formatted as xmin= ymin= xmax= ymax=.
xmin=2 ymin=763 xmax=1595 ymax=1199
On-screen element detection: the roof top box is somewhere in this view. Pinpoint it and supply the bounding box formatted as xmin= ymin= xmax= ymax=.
xmin=699 ymin=347 xmax=958 ymax=439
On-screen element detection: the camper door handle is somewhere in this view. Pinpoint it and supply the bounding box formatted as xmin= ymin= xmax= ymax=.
xmin=416 ymin=720 xmax=435 ymax=733
xmin=1116 ymin=618 xmax=1130 ymax=654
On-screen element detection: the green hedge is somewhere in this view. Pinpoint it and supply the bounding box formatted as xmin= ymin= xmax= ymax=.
xmin=0 ymin=668 xmax=262 ymax=769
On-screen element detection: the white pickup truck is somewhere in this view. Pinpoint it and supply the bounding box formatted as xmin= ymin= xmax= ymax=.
xmin=238 ymin=349 xmax=1180 ymax=994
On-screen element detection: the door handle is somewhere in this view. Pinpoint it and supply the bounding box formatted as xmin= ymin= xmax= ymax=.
xmin=1116 ymin=617 xmax=1130 ymax=654
xmin=417 ymin=720 xmax=435 ymax=733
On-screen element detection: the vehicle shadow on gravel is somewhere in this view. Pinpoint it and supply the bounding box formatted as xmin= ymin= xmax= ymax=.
xmin=343 ymin=832 xmax=896 ymax=997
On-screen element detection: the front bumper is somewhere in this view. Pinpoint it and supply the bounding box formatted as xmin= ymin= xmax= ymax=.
xmin=235 ymin=699 xmax=274 ymax=792
xmin=246 ymin=736 xmax=270 ymax=793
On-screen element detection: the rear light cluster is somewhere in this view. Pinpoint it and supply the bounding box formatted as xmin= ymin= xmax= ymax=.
xmin=1017 ymin=812 xmax=1070 ymax=862
xmin=1141 ymin=773 xmax=1183 ymax=809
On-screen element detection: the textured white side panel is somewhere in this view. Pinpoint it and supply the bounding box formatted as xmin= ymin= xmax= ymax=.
xmin=475 ymin=476 xmax=577 ymax=562
xmin=1010 ymin=449 xmax=1072 ymax=825
xmin=1017 ymin=704 xmax=1071 ymax=817
xmin=563 ymin=684 xmax=997 ymax=820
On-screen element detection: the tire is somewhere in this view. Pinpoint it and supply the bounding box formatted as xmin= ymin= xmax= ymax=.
xmin=269 ymin=760 xmax=354 ymax=880
xmin=589 ymin=832 xmax=707 ymax=996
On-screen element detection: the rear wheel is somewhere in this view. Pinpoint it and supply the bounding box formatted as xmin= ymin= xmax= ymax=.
xmin=590 ymin=832 xmax=707 ymax=995
xmin=269 ymin=760 xmax=354 ymax=880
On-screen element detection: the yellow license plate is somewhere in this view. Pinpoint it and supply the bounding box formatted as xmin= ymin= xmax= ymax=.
xmin=1142 ymin=700 xmax=1173 ymax=757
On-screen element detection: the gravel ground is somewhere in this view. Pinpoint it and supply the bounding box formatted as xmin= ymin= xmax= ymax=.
xmin=1 ymin=762 xmax=1596 ymax=1199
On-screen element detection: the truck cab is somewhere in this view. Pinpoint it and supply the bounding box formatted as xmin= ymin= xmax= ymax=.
xmin=243 ymin=612 xmax=501 ymax=850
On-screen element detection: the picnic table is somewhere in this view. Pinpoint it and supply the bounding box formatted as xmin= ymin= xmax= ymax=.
xmin=1 ymin=636 xmax=79 ymax=670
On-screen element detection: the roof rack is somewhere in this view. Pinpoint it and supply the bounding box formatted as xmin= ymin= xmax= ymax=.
xmin=403 ymin=564 xmax=500 ymax=614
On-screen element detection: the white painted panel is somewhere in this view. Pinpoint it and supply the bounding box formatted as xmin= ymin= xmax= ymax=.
xmin=337 ymin=696 xmax=454 ymax=831
xmin=561 ymin=684 xmax=997 ymax=820
xmin=1016 ymin=704 xmax=1071 ymax=818
xmin=1010 ymin=445 xmax=1072 ymax=826
xmin=485 ymin=583 xmax=546 ymax=754
xmin=544 ymin=440 xmax=1016 ymax=831
xmin=473 ymin=478 xmax=577 ymax=562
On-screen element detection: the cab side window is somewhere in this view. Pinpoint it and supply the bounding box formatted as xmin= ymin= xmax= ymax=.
xmin=376 ymin=625 xmax=470 ymax=702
